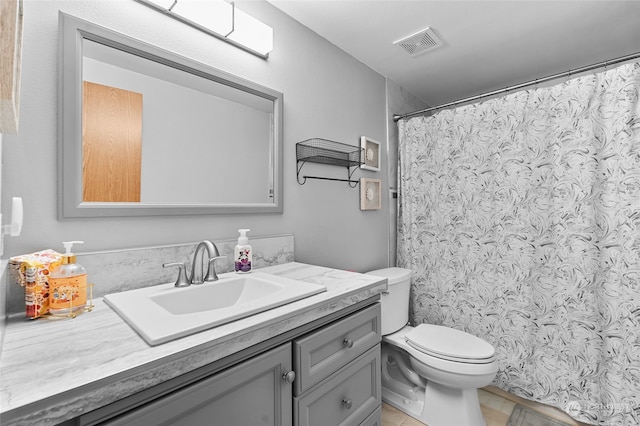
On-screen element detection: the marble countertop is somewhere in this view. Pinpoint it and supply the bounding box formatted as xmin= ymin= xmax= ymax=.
xmin=0 ymin=262 xmax=386 ymax=426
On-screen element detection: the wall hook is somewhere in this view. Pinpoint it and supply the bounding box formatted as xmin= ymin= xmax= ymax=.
xmin=1 ymin=197 xmax=23 ymax=255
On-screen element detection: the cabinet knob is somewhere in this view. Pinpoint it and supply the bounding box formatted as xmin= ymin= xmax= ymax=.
xmin=343 ymin=338 xmax=354 ymax=348
xmin=282 ymin=370 xmax=296 ymax=384
xmin=342 ymin=398 xmax=353 ymax=409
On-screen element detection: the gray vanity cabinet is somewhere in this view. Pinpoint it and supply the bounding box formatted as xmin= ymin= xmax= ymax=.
xmin=360 ymin=407 xmax=383 ymax=426
xmin=101 ymin=343 xmax=293 ymax=426
xmin=293 ymin=303 xmax=382 ymax=426
xmin=75 ymin=301 xmax=381 ymax=426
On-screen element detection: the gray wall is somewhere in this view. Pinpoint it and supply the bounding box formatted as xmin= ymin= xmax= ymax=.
xmin=1 ymin=1 xmax=389 ymax=274
xmin=385 ymin=79 xmax=429 ymax=266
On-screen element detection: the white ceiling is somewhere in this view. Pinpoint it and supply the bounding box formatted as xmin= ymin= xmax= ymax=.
xmin=267 ymin=0 xmax=640 ymax=109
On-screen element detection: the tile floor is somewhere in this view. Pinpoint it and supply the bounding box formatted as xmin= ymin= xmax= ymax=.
xmin=381 ymin=386 xmax=586 ymax=426
xmin=381 ymin=388 xmax=513 ymax=426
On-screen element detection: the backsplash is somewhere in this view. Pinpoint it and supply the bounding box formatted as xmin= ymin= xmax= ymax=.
xmin=5 ymin=234 xmax=294 ymax=317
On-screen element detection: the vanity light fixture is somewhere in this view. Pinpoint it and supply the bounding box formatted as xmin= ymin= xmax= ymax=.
xmin=136 ymin=0 xmax=273 ymax=58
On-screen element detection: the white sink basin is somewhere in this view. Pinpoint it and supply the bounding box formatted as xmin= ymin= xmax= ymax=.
xmin=104 ymin=272 xmax=326 ymax=345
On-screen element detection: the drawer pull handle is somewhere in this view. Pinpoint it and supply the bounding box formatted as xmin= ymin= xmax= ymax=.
xmin=343 ymin=338 xmax=354 ymax=348
xmin=282 ymin=370 xmax=296 ymax=384
xmin=342 ymin=398 xmax=353 ymax=409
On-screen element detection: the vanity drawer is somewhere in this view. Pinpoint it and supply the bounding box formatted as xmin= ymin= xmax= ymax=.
xmin=294 ymin=345 xmax=381 ymax=426
xmin=294 ymin=303 xmax=381 ymax=395
xmin=360 ymin=406 xmax=382 ymax=426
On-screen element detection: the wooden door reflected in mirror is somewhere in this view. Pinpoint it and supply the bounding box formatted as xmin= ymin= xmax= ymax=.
xmin=82 ymin=81 xmax=143 ymax=202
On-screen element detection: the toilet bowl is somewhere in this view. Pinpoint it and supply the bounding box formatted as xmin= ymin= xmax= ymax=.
xmin=367 ymin=267 xmax=498 ymax=426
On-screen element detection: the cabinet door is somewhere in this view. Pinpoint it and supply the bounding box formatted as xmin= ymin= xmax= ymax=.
xmin=104 ymin=343 xmax=293 ymax=426
xmin=295 ymin=346 xmax=381 ymax=426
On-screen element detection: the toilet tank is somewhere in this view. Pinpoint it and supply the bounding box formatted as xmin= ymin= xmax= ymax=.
xmin=366 ymin=267 xmax=412 ymax=335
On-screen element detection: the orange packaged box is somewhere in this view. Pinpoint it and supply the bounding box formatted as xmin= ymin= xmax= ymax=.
xmin=9 ymin=250 xmax=63 ymax=319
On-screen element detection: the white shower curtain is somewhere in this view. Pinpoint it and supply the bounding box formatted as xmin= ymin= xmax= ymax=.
xmin=397 ymin=62 xmax=640 ymax=425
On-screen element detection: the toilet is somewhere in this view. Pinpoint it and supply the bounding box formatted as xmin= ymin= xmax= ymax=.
xmin=367 ymin=267 xmax=498 ymax=426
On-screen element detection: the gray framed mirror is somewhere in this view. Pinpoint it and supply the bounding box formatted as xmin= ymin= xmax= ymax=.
xmin=58 ymin=12 xmax=283 ymax=217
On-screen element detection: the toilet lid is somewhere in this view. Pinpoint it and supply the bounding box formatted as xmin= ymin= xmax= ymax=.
xmin=405 ymin=324 xmax=495 ymax=363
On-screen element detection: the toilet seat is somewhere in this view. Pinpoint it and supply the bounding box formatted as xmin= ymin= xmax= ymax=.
xmin=405 ymin=324 xmax=495 ymax=364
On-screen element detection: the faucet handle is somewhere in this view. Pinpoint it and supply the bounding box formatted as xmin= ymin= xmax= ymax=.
xmin=163 ymin=262 xmax=190 ymax=287
xmin=205 ymin=256 xmax=227 ymax=282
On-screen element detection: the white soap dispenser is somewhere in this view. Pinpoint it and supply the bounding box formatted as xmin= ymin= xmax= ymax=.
xmin=49 ymin=241 xmax=88 ymax=315
xmin=234 ymin=229 xmax=252 ymax=273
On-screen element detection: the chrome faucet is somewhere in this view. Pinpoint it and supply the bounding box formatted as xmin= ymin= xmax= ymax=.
xmin=163 ymin=240 xmax=225 ymax=287
xmin=190 ymin=240 xmax=225 ymax=284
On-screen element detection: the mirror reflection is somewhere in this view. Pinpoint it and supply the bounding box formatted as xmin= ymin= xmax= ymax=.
xmin=59 ymin=13 xmax=283 ymax=217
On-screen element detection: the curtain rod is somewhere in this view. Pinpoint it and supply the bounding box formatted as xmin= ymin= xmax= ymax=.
xmin=393 ymin=51 xmax=640 ymax=122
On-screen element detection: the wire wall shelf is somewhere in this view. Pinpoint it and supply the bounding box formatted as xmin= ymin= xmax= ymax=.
xmin=296 ymin=138 xmax=363 ymax=187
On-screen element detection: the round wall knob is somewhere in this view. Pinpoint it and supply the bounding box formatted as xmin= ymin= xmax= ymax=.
xmin=343 ymin=338 xmax=354 ymax=348
xmin=282 ymin=370 xmax=296 ymax=383
xmin=342 ymin=398 xmax=353 ymax=409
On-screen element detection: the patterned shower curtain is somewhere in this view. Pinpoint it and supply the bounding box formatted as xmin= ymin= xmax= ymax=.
xmin=397 ymin=62 xmax=640 ymax=425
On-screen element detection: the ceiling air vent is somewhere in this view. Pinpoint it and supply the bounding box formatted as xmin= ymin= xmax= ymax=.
xmin=394 ymin=27 xmax=443 ymax=56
